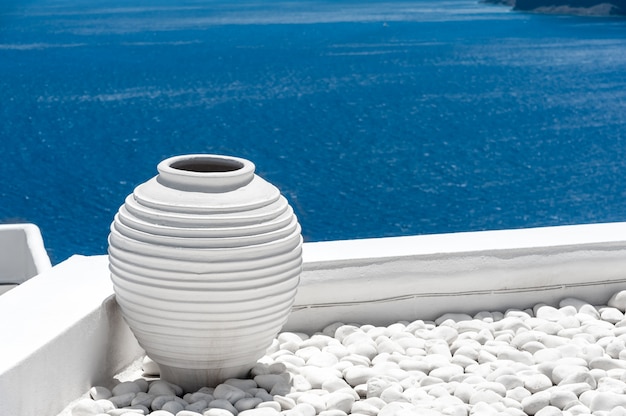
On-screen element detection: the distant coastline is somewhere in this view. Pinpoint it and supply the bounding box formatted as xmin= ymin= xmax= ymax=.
xmin=482 ymin=0 xmax=626 ymax=16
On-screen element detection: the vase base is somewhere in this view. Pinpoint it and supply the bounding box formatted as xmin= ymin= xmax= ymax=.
xmin=158 ymin=362 xmax=254 ymax=392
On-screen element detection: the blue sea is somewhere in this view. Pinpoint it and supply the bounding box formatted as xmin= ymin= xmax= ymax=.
xmin=1 ymin=0 xmax=625 ymax=264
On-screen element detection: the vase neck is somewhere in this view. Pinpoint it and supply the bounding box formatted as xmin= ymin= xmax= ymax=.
xmin=156 ymin=154 xmax=255 ymax=193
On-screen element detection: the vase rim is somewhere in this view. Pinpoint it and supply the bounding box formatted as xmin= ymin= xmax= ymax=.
xmin=156 ymin=154 xmax=255 ymax=192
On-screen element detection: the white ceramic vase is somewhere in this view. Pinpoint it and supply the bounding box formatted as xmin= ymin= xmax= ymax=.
xmin=108 ymin=154 xmax=302 ymax=391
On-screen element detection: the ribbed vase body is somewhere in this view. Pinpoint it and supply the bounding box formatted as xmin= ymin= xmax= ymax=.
xmin=108 ymin=154 xmax=302 ymax=391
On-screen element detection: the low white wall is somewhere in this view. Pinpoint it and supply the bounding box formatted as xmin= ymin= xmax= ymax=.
xmin=0 ymin=255 xmax=143 ymax=416
xmin=1 ymin=222 xmax=626 ymax=416
xmin=288 ymin=222 xmax=626 ymax=332
xmin=0 ymin=223 xmax=51 ymax=285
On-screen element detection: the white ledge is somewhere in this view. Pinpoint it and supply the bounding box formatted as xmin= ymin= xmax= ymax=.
xmin=0 ymin=223 xmax=51 ymax=287
xmin=302 ymin=222 xmax=626 ymax=262
xmin=292 ymin=222 xmax=626 ymax=332
xmin=1 ymin=222 xmax=626 ymax=416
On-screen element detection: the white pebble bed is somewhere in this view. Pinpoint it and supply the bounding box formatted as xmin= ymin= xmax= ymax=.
xmin=70 ymin=290 xmax=626 ymax=416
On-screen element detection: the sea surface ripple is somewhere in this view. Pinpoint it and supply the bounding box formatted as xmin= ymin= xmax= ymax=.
xmin=1 ymin=0 xmax=625 ymax=263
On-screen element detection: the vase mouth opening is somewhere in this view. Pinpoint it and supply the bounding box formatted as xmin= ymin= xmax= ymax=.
xmin=169 ymin=157 xmax=244 ymax=173
xmin=157 ymin=154 xmax=255 ymax=192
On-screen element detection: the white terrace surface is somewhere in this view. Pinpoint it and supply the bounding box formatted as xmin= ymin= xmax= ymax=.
xmin=2 ymin=222 xmax=626 ymax=416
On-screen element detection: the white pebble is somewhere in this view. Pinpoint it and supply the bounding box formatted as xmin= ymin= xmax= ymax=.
xmin=534 ymin=406 xmax=562 ymax=416
xmin=325 ymin=392 xmax=355 ymax=413
xmin=454 ymin=344 xmax=480 ymax=360
xmin=93 ymin=399 xmax=115 ymax=412
xmin=495 ymin=375 xmax=523 ymax=390
xmin=609 ymin=407 xmax=626 ymax=416
xmin=469 ymin=390 xmax=502 ymax=405
xmin=186 ymin=400 xmax=208 ymax=413
xmin=296 ymin=393 xmax=326 ymax=413
xmin=148 ymin=380 xmax=176 ymax=396
xmin=342 ymin=330 xmax=371 ymax=345
xmin=89 ymin=386 xmax=112 ymax=401
xmin=578 ymin=304 xmax=601 ymax=319
xmin=451 ymin=355 xmax=477 ymax=370
xmin=238 ymin=408 xmax=281 ymax=416
xmin=203 ymin=409 xmax=235 ymax=416
xmin=597 ymin=377 xmax=626 ymax=393
xmin=214 ymin=384 xmax=247 ymax=404
xmin=533 ymin=348 xmax=563 ymax=363
xmin=475 ymin=381 xmax=506 ymax=397
xmin=109 ymin=392 xmax=135 ymax=408
xmin=601 ymin=307 xmax=625 ymax=323
xmin=318 ymin=411 xmax=348 ymax=416
xmin=277 ymin=332 xmax=305 ymax=345
xmin=257 ymin=401 xmax=281 ymax=412
xmin=142 ymin=356 xmax=160 ymax=376
xmin=536 ymin=306 xmax=565 ymax=322
xmin=225 ymin=379 xmax=258 ymax=391
xmin=162 ymin=400 xmax=185 ymax=414
xmin=379 ymin=384 xmax=406 ymax=403
xmin=346 ymin=342 xmax=378 ymax=360
xmin=250 ymin=363 xmax=271 ymax=377
xmin=608 ymin=290 xmax=626 ymax=311
xmin=273 ymin=395 xmax=296 ymax=410
xmin=300 ymin=334 xmax=333 ymax=349
xmin=435 ymin=313 xmax=474 ymax=325
xmin=209 ymin=399 xmax=239 ymax=415
xmin=112 ymin=381 xmax=143 ymax=396
xmin=563 ymin=403 xmax=590 ymax=415
xmin=551 ymin=364 xmax=587 ymax=384
xmin=321 ymin=378 xmax=351 ymax=393
xmin=235 ymin=397 xmax=263 ymax=412
xmin=177 ymin=411 xmax=204 ymax=416
xmin=430 ymin=365 xmax=464 ymax=382
xmin=453 ymin=383 xmax=475 ymax=403
xmin=148 ymin=411 xmax=176 ymax=416
xmin=477 ymin=349 xmax=497 ymax=364
xmin=341 ymin=353 xmax=371 ymax=367
xmin=254 ymin=390 xmax=274 ymax=402
xmin=522 ymin=391 xmax=551 ymax=416
xmin=270 ymin=381 xmax=291 ymax=396
xmin=549 ymin=389 xmax=578 ymax=409
xmin=351 ymin=400 xmax=383 ymax=416
xmin=442 ymin=404 xmax=469 ymax=416
xmin=306 ymin=351 xmax=339 ymax=367
xmin=523 ymin=373 xmax=553 ymax=393
xmin=107 ymin=409 xmax=144 ymax=416
xmin=344 ymin=366 xmax=376 ymax=387
xmin=377 ymin=402 xmax=417 ymax=416
xmin=366 ymin=376 xmax=395 ymax=398
xmin=606 ymin=338 xmax=626 ymax=359
xmin=288 ymin=374 xmax=309 ymax=392
xmin=559 ymin=370 xmax=596 ymax=389
xmin=186 ymin=392 xmax=214 ymax=404
xmin=295 ymin=346 xmax=321 ymax=362
xmin=71 ymin=399 xmax=103 ymax=416
xmin=300 ymin=366 xmax=342 ymax=389
xmin=497 ymin=349 xmax=534 ymax=366
xmin=151 ymin=395 xmax=180 ymax=410
xmin=589 ymin=391 xmax=626 ymax=412
xmin=559 ymin=298 xmax=587 ymax=310
xmin=333 ymin=325 xmax=360 ymax=343
xmin=376 ymin=339 xmax=405 ymax=355
xmin=322 ymin=322 xmax=345 ymax=337
xmin=284 ymin=403 xmax=317 ymax=416
xmin=254 ymin=374 xmax=289 ymax=392
xmin=268 ymin=362 xmax=288 ymax=375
